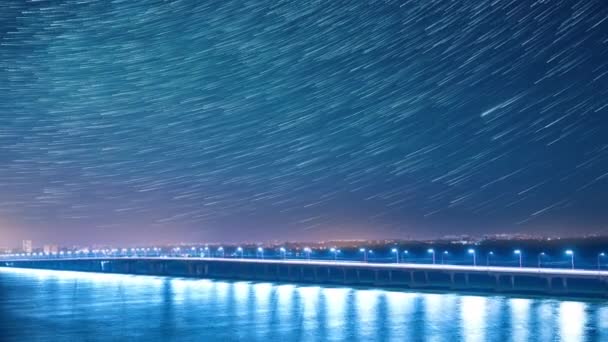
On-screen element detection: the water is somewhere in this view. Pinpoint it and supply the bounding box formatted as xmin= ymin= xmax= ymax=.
xmin=1 ymin=268 xmax=607 ymax=341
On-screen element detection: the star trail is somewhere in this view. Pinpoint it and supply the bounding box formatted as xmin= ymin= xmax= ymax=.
xmin=1 ymin=0 xmax=607 ymax=245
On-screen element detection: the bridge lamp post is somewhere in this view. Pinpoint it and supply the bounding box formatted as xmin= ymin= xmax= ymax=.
xmin=359 ymin=248 xmax=367 ymax=262
xmin=468 ymin=249 xmax=476 ymax=266
xmin=486 ymin=251 xmax=494 ymax=266
xmin=441 ymin=251 xmax=448 ymax=264
xmin=204 ymin=246 xmax=209 ymax=258
xmin=330 ymin=248 xmax=340 ymax=262
xmin=237 ymin=247 xmax=243 ymax=259
xmin=403 ymin=250 xmax=409 ymax=263
xmin=428 ymin=249 xmax=436 ymax=265
xmin=280 ymin=247 xmax=287 ymax=260
xmin=514 ymin=250 xmax=522 ymax=268
xmin=565 ymin=250 xmax=574 ymax=269
xmin=257 ymin=247 xmax=264 ymax=259
xmin=304 ymin=247 xmax=312 ymax=261
xmin=538 ymin=252 xmax=545 ymax=268
xmin=598 ymin=253 xmax=605 ymax=270
xmin=391 ymin=248 xmax=399 ymax=263
xmin=218 ymin=247 xmax=224 ymax=258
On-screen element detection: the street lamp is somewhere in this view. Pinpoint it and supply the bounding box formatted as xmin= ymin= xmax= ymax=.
xmin=538 ymin=252 xmax=545 ymax=268
xmin=391 ymin=248 xmax=399 ymax=263
xmin=360 ymin=248 xmax=368 ymax=262
xmin=304 ymin=247 xmax=312 ymax=261
xmin=218 ymin=247 xmax=224 ymax=258
xmin=468 ymin=249 xmax=476 ymax=266
xmin=598 ymin=252 xmax=605 ymax=270
xmin=280 ymin=247 xmax=287 ymax=260
xmin=514 ymin=250 xmax=522 ymax=268
xmin=204 ymin=246 xmax=209 ymax=258
xmin=237 ymin=247 xmax=243 ymax=259
xmin=330 ymin=247 xmax=339 ymax=261
xmin=403 ymin=250 xmax=409 ymax=263
xmin=486 ymin=251 xmax=494 ymax=266
xmin=565 ymin=250 xmax=574 ymax=269
xmin=257 ymin=247 xmax=264 ymax=259
xmin=428 ymin=249 xmax=436 ymax=264
xmin=441 ymin=251 xmax=448 ymax=264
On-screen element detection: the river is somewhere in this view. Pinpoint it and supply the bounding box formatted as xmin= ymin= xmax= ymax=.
xmin=1 ymin=268 xmax=606 ymax=341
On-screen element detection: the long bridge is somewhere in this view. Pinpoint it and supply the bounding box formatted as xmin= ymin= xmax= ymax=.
xmin=2 ymin=257 xmax=607 ymax=297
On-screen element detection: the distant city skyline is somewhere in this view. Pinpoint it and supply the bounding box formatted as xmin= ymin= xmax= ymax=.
xmin=1 ymin=0 xmax=607 ymax=246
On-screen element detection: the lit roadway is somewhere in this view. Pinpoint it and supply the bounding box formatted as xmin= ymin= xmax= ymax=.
xmin=3 ymin=256 xmax=608 ymax=278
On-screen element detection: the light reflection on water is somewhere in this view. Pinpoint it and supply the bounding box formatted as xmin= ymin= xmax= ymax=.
xmin=0 ymin=268 xmax=606 ymax=341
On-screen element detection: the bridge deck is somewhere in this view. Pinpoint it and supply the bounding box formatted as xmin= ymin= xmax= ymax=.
xmin=3 ymin=256 xmax=608 ymax=278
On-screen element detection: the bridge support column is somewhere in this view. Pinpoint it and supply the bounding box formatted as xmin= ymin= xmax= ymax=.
xmin=562 ymin=277 xmax=568 ymax=290
xmin=424 ymin=272 xmax=429 ymax=284
xmin=511 ymin=275 xmax=515 ymax=288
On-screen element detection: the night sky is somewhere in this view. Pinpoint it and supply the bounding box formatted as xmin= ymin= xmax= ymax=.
xmin=1 ymin=0 xmax=608 ymax=246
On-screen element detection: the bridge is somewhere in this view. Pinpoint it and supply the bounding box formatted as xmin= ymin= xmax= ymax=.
xmin=2 ymin=257 xmax=608 ymax=297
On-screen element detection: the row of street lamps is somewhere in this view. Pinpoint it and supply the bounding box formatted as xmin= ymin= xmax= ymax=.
xmin=375 ymin=247 xmax=605 ymax=270
xmin=3 ymin=246 xmax=606 ymax=270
